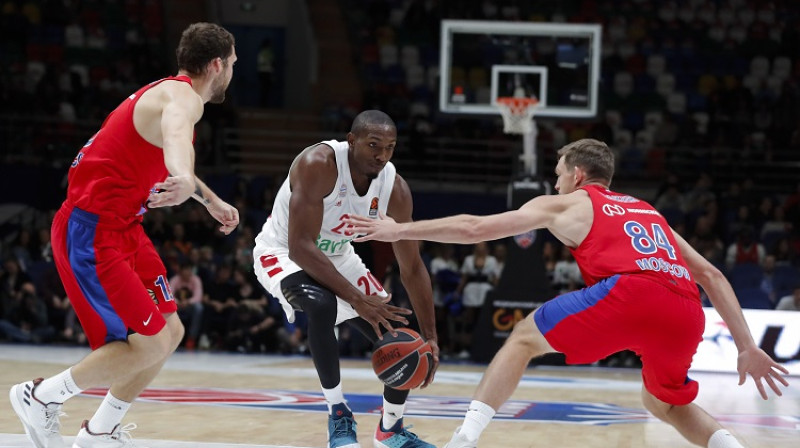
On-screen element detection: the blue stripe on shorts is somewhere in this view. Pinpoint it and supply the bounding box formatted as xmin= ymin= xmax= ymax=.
xmin=534 ymin=274 xmax=621 ymax=335
xmin=67 ymin=208 xmax=128 ymax=343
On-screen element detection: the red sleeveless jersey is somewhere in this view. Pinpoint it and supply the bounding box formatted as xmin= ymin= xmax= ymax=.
xmin=65 ymin=75 xmax=193 ymax=228
xmin=569 ymin=185 xmax=700 ymax=302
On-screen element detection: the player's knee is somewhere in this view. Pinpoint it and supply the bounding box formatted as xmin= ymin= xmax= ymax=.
xmin=168 ymin=315 xmax=185 ymax=352
xmin=281 ymin=272 xmax=337 ymax=325
xmin=641 ymin=387 xmax=671 ymax=421
xmin=507 ymin=315 xmax=552 ymax=357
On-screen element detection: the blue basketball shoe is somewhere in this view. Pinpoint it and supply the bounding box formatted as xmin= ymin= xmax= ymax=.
xmin=374 ymin=418 xmax=435 ymax=448
xmin=328 ymin=403 xmax=360 ymax=448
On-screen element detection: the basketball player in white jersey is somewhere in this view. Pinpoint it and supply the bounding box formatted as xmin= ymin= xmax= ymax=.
xmin=253 ymin=110 xmax=439 ymax=448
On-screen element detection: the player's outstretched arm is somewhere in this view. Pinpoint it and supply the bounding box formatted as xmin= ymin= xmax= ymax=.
xmin=348 ymin=195 xmax=562 ymax=244
xmin=671 ymin=228 xmax=789 ymax=399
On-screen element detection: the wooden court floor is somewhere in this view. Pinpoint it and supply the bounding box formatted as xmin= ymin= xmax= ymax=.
xmin=0 ymin=344 xmax=797 ymax=447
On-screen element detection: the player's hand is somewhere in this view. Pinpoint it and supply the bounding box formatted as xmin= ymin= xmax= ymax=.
xmin=737 ymin=346 xmax=789 ymax=399
xmin=421 ymin=338 xmax=440 ymax=388
xmin=206 ymin=198 xmax=239 ymax=235
xmin=147 ymin=175 xmax=195 ymax=207
xmin=346 ymin=213 xmax=402 ymax=242
xmin=352 ymin=294 xmax=412 ymax=339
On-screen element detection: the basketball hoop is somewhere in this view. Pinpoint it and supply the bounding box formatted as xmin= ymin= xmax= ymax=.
xmin=496 ymin=97 xmax=539 ymax=135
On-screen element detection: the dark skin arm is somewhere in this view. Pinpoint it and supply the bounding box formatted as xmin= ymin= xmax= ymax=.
xmin=386 ymin=174 xmax=440 ymax=387
xmin=287 ymin=144 xmax=411 ymax=338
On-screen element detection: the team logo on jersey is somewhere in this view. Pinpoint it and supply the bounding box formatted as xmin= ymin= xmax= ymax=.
xmin=514 ymin=230 xmax=537 ymax=248
xmin=602 ymin=204 xmax=626 ymax=216
xmin=339 ymin=183 xmax=347 ymax=197
xmin=369 ymin=197 xmax=379 ymax=217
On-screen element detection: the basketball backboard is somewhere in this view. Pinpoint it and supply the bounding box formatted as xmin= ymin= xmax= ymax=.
xmin=440 ymin=20 xmax=602 ymax=118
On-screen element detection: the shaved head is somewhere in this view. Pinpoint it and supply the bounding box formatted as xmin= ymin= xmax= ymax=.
xmin=350 ymin=110 xmax=396 ymax=135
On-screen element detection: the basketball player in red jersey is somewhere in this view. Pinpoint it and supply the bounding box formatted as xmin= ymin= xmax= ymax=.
xmin=347 ymin=139 xmax=789 ymax=448
xmin=9 ymin=23 xmax=238 ymax=448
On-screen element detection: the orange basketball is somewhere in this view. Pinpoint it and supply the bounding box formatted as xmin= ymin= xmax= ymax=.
xmin=371 ymin=328 xmax=433 ymax=390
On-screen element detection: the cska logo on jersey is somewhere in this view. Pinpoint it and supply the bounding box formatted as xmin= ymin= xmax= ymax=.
xmin=514 ymin=230 xmax=537 ymax=249
xmin=369 ymin=197 xmax=379 ymax=217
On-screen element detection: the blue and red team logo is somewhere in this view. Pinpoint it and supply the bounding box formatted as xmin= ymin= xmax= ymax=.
xmin=80 ymin=387 xmax=799 ymax=431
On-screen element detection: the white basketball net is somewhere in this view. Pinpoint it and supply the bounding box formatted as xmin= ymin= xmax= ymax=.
xmin=496 ymin=97 xmax=539 ymax=135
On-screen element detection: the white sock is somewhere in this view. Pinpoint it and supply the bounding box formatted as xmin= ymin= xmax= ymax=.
xmin=88 ymin=392 xmax=131 ymax=434
xmin=708 ymin=429 xmax=744 ymax=448
xmin=321 ymin=383 xmax=346 ymax=413
xmin=382 ymin=399 xmax=405 ymax=430
xmin=460 ymin=400 xmax=496 ymax=441
xmin=35 ymin=368 xmax=83 ymax=404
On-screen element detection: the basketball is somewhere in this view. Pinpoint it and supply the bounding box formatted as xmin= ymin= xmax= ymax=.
xmin=371 ymin=328 xmax=433 ymax=390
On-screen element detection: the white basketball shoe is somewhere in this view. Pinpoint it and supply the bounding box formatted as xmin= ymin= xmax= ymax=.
xmin=9 ymin=378 xmax=66 ymax=448
xmin=442 ymin=427 xmax=478 ymax=448
xmin=73 ymin=420 xmax=144 ymax=448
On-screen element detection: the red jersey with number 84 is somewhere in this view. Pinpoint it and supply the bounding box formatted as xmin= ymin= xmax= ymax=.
xmin=569 ymin=185 xmax=700 ymax=302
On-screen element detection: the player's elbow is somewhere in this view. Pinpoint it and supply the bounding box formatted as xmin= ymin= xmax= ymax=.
xmin=461 ymin=215 xmax=488 ymax=243
xmin=693 ymin=262 xmax=725 ymax=289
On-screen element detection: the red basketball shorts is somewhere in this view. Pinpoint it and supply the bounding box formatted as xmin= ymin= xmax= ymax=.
xmin=51 ymin=205 xmax=176 ymax=350
xmin=533 ymin=274 xmax=705 ymax=405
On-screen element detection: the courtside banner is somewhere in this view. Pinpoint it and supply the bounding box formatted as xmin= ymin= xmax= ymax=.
xmin=693 ymin=308 xmax=800 ymax=375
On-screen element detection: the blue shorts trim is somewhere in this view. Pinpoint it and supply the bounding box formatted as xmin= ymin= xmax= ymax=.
xmin=67 ymin=208 xmax=128 ymax=343
xmin=534 ymin=274 xmax=621 ymax=335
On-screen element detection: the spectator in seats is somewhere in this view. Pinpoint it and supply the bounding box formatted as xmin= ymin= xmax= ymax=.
xmin=0 ymin=282 xmax=55 ymax=343
xmin=654 ymin=183 xmax=686 ymax=213
xmin=684 ymin=173 xmax=716 ymax=217
xmin=761 ymin=206 xmax=791 ymax=241
xmin=455 ymin=241 xmax=498 ymax=359
xmin=759 ymin=255 xmax=778 ymax=306
xmin=1 ymin=258 xmax=31 ymax=302
xmin=492 ymin=243 xmax=507 ymax=281
xmin=37 ymin=227 xmax=52 ymax=262
xmin=170 ymin=263 xmax=204 ymax=349
xmin=142 ymin=208 xmax=171 ymax=246
xmin=38 ymin=262 xmax=73 ymax=341
xmin=164 ymin=223 xmax=193 ymax=257
xmin=771 ymin=238 xmax=796 ymax=267
xmin=184 ymin=204 xmax=212 ymax=245
xmin=224 ymin=300 xmax=281 ymax=353
xmin=429 ymin=243 xmax=461 ymax=355
xmin=725 ymin=226 xmax=766 ymax=270
xmin=753 ymin=197 xmax=775 ymax=234
xmin=11 ymin=229 xmax=35 ymax=271
xmin=233 ymin=235 xmax=255 ymax=273
xmin=653 ymin=113 xmax=679 ymax=147
xmin=689 ymin=215 xmax=725 ymax=265
xmin=727 ymin=205 xmax=755 ymax=242
xmin=775 ymin=287 xmax=800 ymax=311
xmin=552 ymin=245 xmax=583 ymax=294
xmin=202 ymin=263 xmax=239 ymax=348
xmin=257 ymin=38 xmax=275 ymax=107
xmin=783 ymin=182 xmax=800 ymax=225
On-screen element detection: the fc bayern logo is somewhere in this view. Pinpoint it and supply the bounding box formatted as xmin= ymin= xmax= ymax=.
xmin=514 ymin=230 xmax=537 ymax=249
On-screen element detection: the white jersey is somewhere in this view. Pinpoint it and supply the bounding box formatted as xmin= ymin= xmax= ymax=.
xmin=253 ymin=140 xmax=395 ymax=324
xmin=255 ymin=139 xmax=396 ymax=257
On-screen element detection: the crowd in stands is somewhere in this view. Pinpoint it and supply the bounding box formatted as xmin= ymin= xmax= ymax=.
xmin=0 ymin=0 xmax=798 ymax=363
